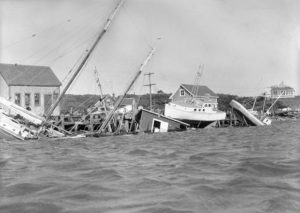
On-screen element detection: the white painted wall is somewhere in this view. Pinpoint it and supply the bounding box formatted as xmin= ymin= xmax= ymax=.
xmin=9 ymin=86 xmax=60 ymax=116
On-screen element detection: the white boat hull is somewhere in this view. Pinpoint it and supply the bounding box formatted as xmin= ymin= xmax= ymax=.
xmin=164 ymin=103 xmax=226 ymax=123
xmin=229 ymin=100 xmax=270 ymax=126
xmin=0 ymin=112 xmax=38 ymax=140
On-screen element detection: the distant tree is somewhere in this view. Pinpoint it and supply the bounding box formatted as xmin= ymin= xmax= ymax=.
xmin=157 ymin=90 xmax=164 ymax=94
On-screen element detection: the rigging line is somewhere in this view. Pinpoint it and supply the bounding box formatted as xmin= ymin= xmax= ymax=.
xmin=46 ymin=34 xmax=98 ymax=67
xmin=121 ymin=4 xmax=152 ymax=48
xmin=32 ymin=30 xmax=99 ymax=66
xmin=0 ymin=1 xmax=105 ymax=51
xmin=34 ymin=6 xmax=108 ymax=64
xmin=61 ymin=52 xmax=87 ymax=85
xmin=62 ymin=56 xmax=92 ymax=93
xmin=69 ymin=95 xmax=98 ymax=114
xmin=16 ymin=7 xmax=108 ymax=64
xmin=18 ymin=18 xmax=103 ymax=65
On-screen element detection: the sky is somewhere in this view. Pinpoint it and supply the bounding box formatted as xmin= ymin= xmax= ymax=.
xmin=0 ymin=0 xmax=300 ymax=96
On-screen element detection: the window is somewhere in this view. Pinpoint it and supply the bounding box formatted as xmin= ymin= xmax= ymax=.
xmin=25 ymin=93 xmax=31 ymax=106
xmin=180 ymin=89 xmax=185 ymax=96
xmin=15 ymin=93 xmax=21 ymax=105
xmin=34 ymin=93 xmax=40 ymax=106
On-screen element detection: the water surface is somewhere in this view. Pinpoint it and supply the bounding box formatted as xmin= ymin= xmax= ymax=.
xmin=1 ymin=120 xmax=300 ymax=213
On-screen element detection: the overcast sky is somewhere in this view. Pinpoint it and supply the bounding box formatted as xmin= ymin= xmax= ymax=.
xmin=1 ymin=0 xmax=300 ymax=96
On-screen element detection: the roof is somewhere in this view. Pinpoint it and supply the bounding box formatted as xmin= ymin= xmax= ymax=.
xmin=120 ymin=98 xmax=135 ymax=106
xmin=0 ymin=63 xmax=61 ymax=87
xmin=140 ymin=109 xmax=190 ymax=126
xmin=181 ymin=84 xmax=217 ymax=97
xmin=271 ymin=81 xmax=295 ymax=91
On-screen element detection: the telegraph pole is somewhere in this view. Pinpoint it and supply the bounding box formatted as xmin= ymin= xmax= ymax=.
xmin=144 ymin=72 xmax=156 ymax=111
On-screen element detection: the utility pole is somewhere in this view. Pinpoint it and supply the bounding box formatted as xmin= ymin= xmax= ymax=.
xmin=144 ymin=72 xmax=156 ymax=111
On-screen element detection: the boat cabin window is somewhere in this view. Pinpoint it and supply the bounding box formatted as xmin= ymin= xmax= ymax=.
xmin=34 ymin=93 xmax=40 ymax=106
xmin=208 ymin=104 xmax=211 ymax=107
xmin=203 ymin=109 xmax=205 ymax=112
xmin=25 ymin=93 xmax=31 ymax=106
xmin=198 ymin=109 xmax=201 ymax=111
xmin=15 ymin=93 xmax=21 ymax=105
xmin=180 ymin=89 xmax=185 ymax=96
xmin=204 ymin=104 xmax=207 ymax=107
xmin=194 ymin=108 xmax=197 ymax=111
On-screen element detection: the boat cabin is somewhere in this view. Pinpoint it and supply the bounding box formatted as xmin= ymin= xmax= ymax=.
xmin=0 ymin=63 xmax=61 ymax=116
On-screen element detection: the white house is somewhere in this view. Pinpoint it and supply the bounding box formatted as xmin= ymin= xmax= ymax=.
xmin=0 ymin=63 xmax=61 ymax=116
xmin=270 ymin=81 xmax=295 ymax=99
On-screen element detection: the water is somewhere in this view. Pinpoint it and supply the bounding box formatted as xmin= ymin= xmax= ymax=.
xmin=1 ymin=120 xmax=300 ymax=213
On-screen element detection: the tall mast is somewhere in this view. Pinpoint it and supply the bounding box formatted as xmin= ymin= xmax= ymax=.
xmin=97 ymin=48 xmax=156 ymax=133
xmin=45 ymin=0 xmax=125 ymax=120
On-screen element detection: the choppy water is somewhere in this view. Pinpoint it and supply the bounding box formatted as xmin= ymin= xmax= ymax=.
xmin=1 ymin=120 xmax=300 ymax=213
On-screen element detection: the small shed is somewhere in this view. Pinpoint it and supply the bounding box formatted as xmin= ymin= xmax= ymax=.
xmin=135 ymin=109 xmax=189 ymax=133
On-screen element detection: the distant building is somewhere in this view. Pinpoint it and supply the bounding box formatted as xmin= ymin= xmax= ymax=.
xmin=270 ymin=82 xmax=295 ymax=99
xmin=169 ymin=84 xmax=219 ymax=107
xmin=0 ymin=63 xmax=61 ymax=116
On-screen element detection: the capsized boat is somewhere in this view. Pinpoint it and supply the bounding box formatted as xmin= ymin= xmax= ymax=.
xmin=0 ymin=109 xmax=38 ymax=140
xmin=230 ymin=99 xmax=271 ymax=126
xmin=0 ymin=97 xmax=66 ymax=140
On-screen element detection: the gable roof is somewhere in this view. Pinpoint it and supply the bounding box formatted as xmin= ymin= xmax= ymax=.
xmin=181 ymin=84 xmax=217 ymax=97
xmin=120 ymin=98 xmax=136 ymax=106
xmin=0 ymin=63 xmax=61 ymax=87
xmin=271 ymin=81 xmax=295 ymax=91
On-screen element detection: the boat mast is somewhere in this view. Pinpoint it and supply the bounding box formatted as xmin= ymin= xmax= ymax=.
xmin=97 ymin=48 xmax=156 ymax=133
xmin=45 ymin=0 xmax=125 ymax=121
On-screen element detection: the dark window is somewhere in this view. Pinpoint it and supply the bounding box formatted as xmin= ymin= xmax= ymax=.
xmin=34 ymin=93 xmax=40 ymax=106
xmin=180 ymin=89 xmax=185 ymax=96
xmin=15 ymin=93 xmax=21 ymax=105
xmin=25 ymin=93 xmax=31 ymax=106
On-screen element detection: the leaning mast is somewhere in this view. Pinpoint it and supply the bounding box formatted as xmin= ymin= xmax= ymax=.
xmin=45 ymin=0 xmax=125 ymax=120
xmin=97 ymin=48 xmax=156 ymax=133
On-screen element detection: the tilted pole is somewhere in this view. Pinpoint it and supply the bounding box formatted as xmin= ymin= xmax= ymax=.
xmin=45 ymin=0 xmax=125 ymax=121
xmin=97 ymin=48 xmax=156 ymax=133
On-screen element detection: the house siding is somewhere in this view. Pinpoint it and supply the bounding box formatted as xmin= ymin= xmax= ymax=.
xmin=171 ymin=85 xmax=218 ymax=104
xmin=271 ymin=88 xmax=295 ymax=99
xmin=171 ymin=86 xmax=193 ymax=103
xmin=9 ymin=86 xmax=60 ymax=116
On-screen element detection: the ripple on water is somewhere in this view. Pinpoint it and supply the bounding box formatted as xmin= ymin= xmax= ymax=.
xmin=80 ymin=168 xmax=123 ymax=181
xmin=4 ymin=183 xmax=53 ymax=197
xmin=0 ymin=202 xmax=63 ymax=213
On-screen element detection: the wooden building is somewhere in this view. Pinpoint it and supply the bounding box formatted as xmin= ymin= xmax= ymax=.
xmin=169 ymin=84 xmax=219 ymax=107
xmin=135 ymin=109 xmax=189 ymax=133
xmin=270 ymin=82 xmax=295 ymax=99
xmin=0 ymin=63 xmax=61 ymax=116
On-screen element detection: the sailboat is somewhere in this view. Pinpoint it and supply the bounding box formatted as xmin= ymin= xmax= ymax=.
xmin=0 ymin=0 xmax=125 ymax=140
